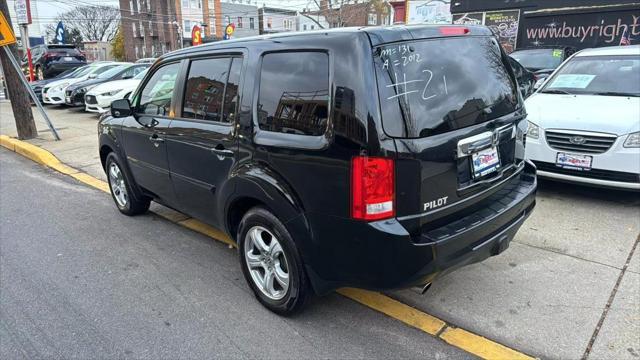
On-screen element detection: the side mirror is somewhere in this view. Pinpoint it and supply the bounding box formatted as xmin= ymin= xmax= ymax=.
xmin=88 ymin=73 xmax=97 ymax=79
xmin=111 ymin=99 xmax=132 ymax=118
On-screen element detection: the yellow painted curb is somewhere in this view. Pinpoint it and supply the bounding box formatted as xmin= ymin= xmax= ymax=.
xmin=337 ymin=288 xmax=446 ymax=335
xmin=1 ymin=134 xmax=536 ymax=360
xmin=440 ymin=327 xmax=535 ymax=360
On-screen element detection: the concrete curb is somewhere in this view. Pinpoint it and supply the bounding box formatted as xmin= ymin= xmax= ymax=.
xmin=0 ymin=134 xmax=537 ymax=360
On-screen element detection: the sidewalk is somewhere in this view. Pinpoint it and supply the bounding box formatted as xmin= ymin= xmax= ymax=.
xmin=1 ymin=100 xmax=639 ymax=359
xmin=0 ymin=101 xmax=105 ymax=182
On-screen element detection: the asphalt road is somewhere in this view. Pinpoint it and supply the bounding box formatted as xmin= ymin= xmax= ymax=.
xmin=0 ymin=148 xmax=472 ymax=359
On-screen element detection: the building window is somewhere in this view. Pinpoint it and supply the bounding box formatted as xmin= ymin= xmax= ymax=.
xmin=190 ymin=0 xmax=200 ymax=9
xmin=303 ymin=24 xmax=307 ymax=31
xmin=184 ymin=20 xmax=192 ymax=34
xmin=129 ymin=0 xmax=134 ymax=15
xmin=311 ymin=25 xmax=315 ymax=30
xmin=134 ymin=45 xmax=139 ymax=59
xmin=149 ymin=20 xmax=153 ymax=36
xmin=258 ymin=52 xmax=329 ymax=136
xmin=249 ymin=17 xmax=254 ymax=29
xmin=182 ymin=0 xmax=189 ymax=8
xmin=225 ymin=16 xmax=231 ymax=25
xmin=139 ymin=20 xmax=144 ymax=37
xmin=237 ymin=17 xmax=243 ymax=28
xmin=146 ymin=0 xmax=150 ymax=12
xmin=132 ymin=22 xmax=137 ymax=37
xmin=267 ymin=17 xmax=272 ymax=29
xmin=368 ymin=13 xmax=377 ymax=25
xmin=136 ymin=0 xmax=141 ymax=14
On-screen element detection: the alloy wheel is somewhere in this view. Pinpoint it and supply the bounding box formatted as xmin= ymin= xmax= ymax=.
xmin=244 ymin=226 xmax=290 ymax=300
xmin=108 ymin=162 xmax=128 ymax=208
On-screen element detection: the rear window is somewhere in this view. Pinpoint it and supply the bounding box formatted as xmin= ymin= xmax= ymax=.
xmin=375 ymin=36 xmax=518 ymax=138
xmin=510 ymin=48 xmax=564 ymax=70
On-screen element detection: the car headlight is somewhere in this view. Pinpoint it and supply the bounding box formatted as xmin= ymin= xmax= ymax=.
xmin=53 ymin=83 xmax=69 ymax=92
xmin=624 ymin=132 xmax=640 ymax=148
xmin=100 ymin=90 xmax=121 ymax=97
xmin=527 ymin=121 xmax=540 ymax=139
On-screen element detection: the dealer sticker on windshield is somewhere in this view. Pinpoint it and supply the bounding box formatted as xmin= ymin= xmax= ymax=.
xmin=556 ymin=152 xmax=592 ymax=170
xmin=472 ymin=147 xmax=501 ymax=178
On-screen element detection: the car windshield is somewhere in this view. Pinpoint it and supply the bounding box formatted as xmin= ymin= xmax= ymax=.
xmin=510 ymin=49 xmax=564 ymax=70
xmin=542 ymin=55 xmax=640 ymax=96
xmin=133 ymin=68 xmax=148 ymax=80
xmin=97 ymin=65 xmax=128 ymax=79
xmin=73 ymin=66 xmax=95 ymax=77
xmin=375 ymin=36 xmax=518 ymax=138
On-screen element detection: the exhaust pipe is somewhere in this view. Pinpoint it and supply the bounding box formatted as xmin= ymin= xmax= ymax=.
xmin=412 ymin=282 xmax=432 ymax=295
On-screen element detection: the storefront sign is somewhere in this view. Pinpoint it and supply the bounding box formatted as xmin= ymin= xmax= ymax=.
xmin=452 ymin=12 xmax=484 ymax=25
xmin=519 ymin=8 xmax=639 ymax=49
xmin=407 ymin=0 xmax=452 ymax=25
xmin=14 ymin=0 xmax=32 ymax=25
xmin=484 ymin=10 xmax=520 ymax=53
xmin=191 ymin=25 xmax=202 ymax=46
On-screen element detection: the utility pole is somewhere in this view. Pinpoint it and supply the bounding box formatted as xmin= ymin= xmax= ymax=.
xmin=0 ymin=2 xmax=37 ymax=140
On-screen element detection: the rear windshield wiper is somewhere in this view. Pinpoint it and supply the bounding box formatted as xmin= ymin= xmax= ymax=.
xmin=540 ymin=89 xmax=572 ymax=95
xmin=591 ymin=91 xmax=639 ymax=97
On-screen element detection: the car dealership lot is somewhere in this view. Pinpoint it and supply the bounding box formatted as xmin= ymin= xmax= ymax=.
xmin=1 ymin=101 xmax=639 ymax=359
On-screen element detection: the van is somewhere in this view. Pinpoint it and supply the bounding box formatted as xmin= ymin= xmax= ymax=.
xmin=99 ymin=25 xmax=537 ymax=314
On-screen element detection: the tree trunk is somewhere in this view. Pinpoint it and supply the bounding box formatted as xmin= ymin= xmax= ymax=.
xmin=0 ymin=2 xmax=37 ymax=140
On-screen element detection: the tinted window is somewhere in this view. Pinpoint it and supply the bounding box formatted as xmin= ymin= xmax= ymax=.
xmin=223 ymin=58 xmax=242 ymax=123
xmin=182 ymin=58 xmax=229 ymax=121
xmin=510 ymin=48 xmax=564 ymax=70
xmin=543 ymin=55 xmax=640 ymax=96
xmin=258 ymin=52 xmax=329 ymax=136
xmin=376 ymin=36 xmax=518 ymax=138
xmin=97 ymin=65 xmax=128 ymax=79
xmin=138 ymin=63 xmax=180 ymax=116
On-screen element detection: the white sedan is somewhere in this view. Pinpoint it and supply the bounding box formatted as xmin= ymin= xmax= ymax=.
xmin=525 ymin=45 xmax=640 ymax=190
xmin=84 ymin=69 xmax=147 ymax=113
xmin=42 ymin=62 xmax=122 ymax=105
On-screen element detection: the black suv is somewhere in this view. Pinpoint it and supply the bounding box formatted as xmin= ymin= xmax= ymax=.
xmin=98 ymin=25 xmax=537 ymax=314
xmin=24 ymin=44 xmax=87 ymax=80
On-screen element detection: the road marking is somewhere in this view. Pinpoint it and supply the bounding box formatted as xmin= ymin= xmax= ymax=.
xmin=0 ymin=134 xmax=537 ymax=360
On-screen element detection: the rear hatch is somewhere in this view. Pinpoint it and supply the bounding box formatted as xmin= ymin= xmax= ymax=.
xmin=372 ymin=29 xmax=527 ymax=235
xmin=46 ymin=46 xmax=86 ymax=63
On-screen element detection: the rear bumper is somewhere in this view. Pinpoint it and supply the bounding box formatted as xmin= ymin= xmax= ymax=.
xmin=301 ymin=161 xmax=537 ymax=295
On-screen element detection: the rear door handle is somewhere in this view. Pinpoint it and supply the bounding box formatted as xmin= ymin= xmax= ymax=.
xmin=211 ymin=145 xmax=233 ymax=157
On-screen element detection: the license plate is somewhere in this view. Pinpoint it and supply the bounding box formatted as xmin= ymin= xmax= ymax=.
xmin=472 ymin=147 xmax=501 ymax=178
xmin=64 ymin=57 xmax=73 ymax=61
xmin=556 ymin=152 xmax=592 ymax=170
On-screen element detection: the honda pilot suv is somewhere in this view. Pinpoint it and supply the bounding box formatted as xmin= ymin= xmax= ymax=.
xmin=98 ymin=25 xmax=537 ymax=314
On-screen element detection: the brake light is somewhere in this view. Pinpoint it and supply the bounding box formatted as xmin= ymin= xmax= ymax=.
xmin=351 ymin=156 xmax=395 ymax=221
xmin=439 ymin=27 xmax=470 ymax=35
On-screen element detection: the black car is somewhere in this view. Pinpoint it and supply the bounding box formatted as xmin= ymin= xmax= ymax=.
xmin=98 ymin=25 xmax=537 ymax=314
xmin=510 ymin=46 xmax=577 ymax=78
xmin=23 ymin=44 xmax=87 ymax=80
xmin=64 ymin=64 xmax=149 ymax=106
xmin=507 ymin=57 xmax=536 ymax=98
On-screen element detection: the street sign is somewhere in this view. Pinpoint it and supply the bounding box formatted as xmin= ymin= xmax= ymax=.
xmin=192 ymin=25 xmax=202 ymax=46
xmin=0 ymin=12 xmax=17 ymax=47
xmin=14 ymin=0 xmax=32 ymax=25
xmin=223 ymin=23 xmax=235 ymax=40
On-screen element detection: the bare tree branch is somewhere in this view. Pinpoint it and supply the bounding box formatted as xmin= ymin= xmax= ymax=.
xmin=51 ymin=5 xmax=120 ymax=42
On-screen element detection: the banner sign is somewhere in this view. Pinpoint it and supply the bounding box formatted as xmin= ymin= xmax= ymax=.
xmin=191 ymin=25 xmax=202 ymax=45
xmin=223 ymin=23 xmax=235 ymax=40
xmin=14 ymin=0 xmax=32 ymax=25
xmin=519 ymin=9 xmax=639 ymax=49
xmin=55 ymin=22 xmax=65 ymax=44
xmin=484 ymin=10 xmax=520 ymax=54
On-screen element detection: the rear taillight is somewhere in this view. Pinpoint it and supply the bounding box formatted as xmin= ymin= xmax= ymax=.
xmin=351 ymin=156 xmax=395 ymax=221
xmin=439 ymin=27 xmax=470 ymax=36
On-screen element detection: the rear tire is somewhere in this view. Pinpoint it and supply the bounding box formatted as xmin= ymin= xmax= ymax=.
xmin=105 ymin=152 xmax=150 ymax=215
xmin=238 ymin=207 xmax=311 ymax=315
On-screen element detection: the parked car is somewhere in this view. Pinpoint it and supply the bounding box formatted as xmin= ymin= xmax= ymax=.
xmin=508 ymin=56 xmax=536 ymax=99
xmin=85 ymin=68 xmax=148 ymax=113
xmin=42 ymin=62 xmax=123 ymax=105
xmin=30 ymin=65 xmax=89 ymax=102
xmin=525 ymin=45 xmax=640 ymax=190
xmin=65 ymin=63 xmax=148 ymax=106
xmin=135 ymin=58 xmax=157 ymax=64
xmin=510 ymin=46 xmax=577 ymax=87
xmin=98 ymin=25 xmax=537 ymax=314
xmin=22 ymin=44 xmax=87 ymax=80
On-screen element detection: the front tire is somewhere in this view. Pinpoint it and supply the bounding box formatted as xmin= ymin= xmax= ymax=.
xmin=238 ymin=207 xmax=311 ymax=315
xmin=105 ymin=152 xmax=150 ymax=215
